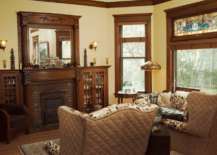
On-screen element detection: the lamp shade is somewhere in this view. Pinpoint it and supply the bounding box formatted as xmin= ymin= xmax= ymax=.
xmin=141 ymin=60 xmax=161 ymax=71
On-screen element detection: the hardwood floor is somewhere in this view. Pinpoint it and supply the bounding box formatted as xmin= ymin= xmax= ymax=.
xmin=0 ymin=129 xmax=60 ymax=155
xmin=0 ymin=129 xmax=183 ymax=155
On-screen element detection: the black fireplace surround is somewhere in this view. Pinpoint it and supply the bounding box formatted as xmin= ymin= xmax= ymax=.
xmin=40 ymin=92 xmax=66 ymax=126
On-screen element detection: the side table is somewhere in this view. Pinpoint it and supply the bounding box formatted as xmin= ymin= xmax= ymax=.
xmin=116 ymin=91 xmax=138 ymax=104
xmin=145 ymin=124 xmax=171 ymax=155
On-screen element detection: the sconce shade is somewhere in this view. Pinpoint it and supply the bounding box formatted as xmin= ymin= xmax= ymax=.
xmin=89 ymin=41 xmax=98 ymax=50
xmin=0 ymin=40 xmax=7 ymax=50
xmin=141 ymin=60 xmax=161 ymax=71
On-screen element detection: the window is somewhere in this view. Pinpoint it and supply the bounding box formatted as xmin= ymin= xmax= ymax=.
xmin=174 ymin=12 xmax=217 ymax=36
xmin=113 ymin=14 xmax=152 ymax=94
xmin=55 ymin=31 xmax=71 ymax=63
xmin=165 ymin=0 xmax=217 ymax=93
xmin=175 ymin=49 xmax=217 ymax=94
xmin=32 ymin=35 xmax=39 ymax=63
xmin=122 ymin=25 xmax=146 ymax=91
xmin=61 ymin=41 xmax=71 ymax=63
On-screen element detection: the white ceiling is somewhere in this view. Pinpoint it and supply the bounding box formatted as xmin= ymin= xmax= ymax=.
xmin=93 ymin=0 xmax=138 ymax=2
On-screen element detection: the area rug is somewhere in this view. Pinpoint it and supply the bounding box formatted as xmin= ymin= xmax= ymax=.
xmin=18 ymin=138 xmax=60 ymax=155
xmin=18 ymin=138 xmax=183 ymax=155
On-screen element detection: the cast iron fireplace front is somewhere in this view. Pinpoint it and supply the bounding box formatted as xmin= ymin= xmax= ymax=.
xmin=40 ymin=92 xmax=66 ymax=126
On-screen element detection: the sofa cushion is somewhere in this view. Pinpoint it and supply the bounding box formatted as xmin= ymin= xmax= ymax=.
xmin=10 ymin=115 xmax=28 ymax=128
xmin=158 ymin=92 xmax=172 ymax=107
xmin=163 ymin=119 xmax=188 ymax=132
xmin=161 ymin=107 xmax=184 ymax=121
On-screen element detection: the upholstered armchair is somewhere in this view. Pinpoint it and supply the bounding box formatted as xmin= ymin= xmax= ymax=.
xmin=58 ymin=104 xmax=158 ymax=155
xmin=164 ymin=92 xmax=217 ymax=155
xmin=0 ymin=104 xmax=29 ymax=144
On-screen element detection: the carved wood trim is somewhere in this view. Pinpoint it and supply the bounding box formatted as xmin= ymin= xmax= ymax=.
xmin=33 ymin=0 xmax=171 ymax=8
xmin=17 ymin=12 xmax=81 ymax=68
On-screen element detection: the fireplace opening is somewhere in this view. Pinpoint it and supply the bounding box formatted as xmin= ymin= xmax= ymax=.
xmin=40 ymin=92 xmax=66 ymax=126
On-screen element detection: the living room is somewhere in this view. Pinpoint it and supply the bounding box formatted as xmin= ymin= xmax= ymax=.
xmin=0 ymin=0 xmax=217 ymax=155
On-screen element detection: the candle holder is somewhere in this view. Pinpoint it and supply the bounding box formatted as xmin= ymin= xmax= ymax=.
xmin=3 ymin=60 xmax=6 ymax=70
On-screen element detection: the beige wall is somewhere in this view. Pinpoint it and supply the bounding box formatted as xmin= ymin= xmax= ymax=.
xmin=152 ymin=0 xmax=203 ymax=92
xmin=0 ymin=0 xmax=108 ymax=69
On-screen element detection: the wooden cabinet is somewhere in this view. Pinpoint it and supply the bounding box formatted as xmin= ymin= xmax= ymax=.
xmin=0 ymin=71 xmax=22 ymax=105
xmin=76 ymin=66 xmax=110 ymax=112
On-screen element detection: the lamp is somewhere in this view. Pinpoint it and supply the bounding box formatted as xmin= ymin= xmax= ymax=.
xmin=0 ymin=40 xmax=7 ymax=51
xmin=141 ymin=59 xmax=162 ymax=132
xmin=89 ymin=41 xmax=98 ymax=51
xmin=141 ymin=60 xmax=161 ymax=71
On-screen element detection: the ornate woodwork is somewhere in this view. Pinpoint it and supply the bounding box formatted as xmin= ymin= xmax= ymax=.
xmin=0 ymin=71 xmax=23 ymax=105
xmin=113 ymin=13 xmax=152 ymax=94
xmin=33 ymin=0 xmax=171 ymax=8
xmin=17 ymin=12 xmax=81 ymax=68
xmin=76 ymin=66 xmax=110 ymax=112
xmin=165 ymin=0 xmax=217 ymax=92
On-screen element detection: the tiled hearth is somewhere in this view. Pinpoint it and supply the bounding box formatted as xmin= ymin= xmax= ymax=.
xmin=30 ymin=82 xmax=73 ymax=132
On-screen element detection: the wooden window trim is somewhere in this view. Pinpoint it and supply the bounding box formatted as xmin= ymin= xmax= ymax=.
xmin=165 ymin=0 xmax=217 ymax=92
xmin=113 ymin=13 xmax=152 ymax=95
xmin=32 ymin=35 xmax=39 ymax=64
xmin=56 ymin=31 xmax=71 ymax=58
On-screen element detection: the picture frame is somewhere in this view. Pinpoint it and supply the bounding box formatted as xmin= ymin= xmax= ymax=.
xmin=39 ymin=41 xmax=49 ymax=61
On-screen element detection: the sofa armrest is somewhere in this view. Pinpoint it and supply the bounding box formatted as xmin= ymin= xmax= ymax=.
xmin=0 ymin=109 xmax=10 ymax=139
xmin=0 ymin=104 xmax=28 ymax=115
xmin=185 ymin=92 xmax=217 ymax=137
xmin=58 ymin=106 xmax=85 ymax=155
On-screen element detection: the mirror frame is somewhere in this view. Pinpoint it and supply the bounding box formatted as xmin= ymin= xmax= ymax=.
xmin=17 ymin=11 xmax=81 ymax=69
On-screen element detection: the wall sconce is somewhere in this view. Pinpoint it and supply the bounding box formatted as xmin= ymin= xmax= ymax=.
xmin=0 ymin=40 xmax=7 ymax=51
xmin=89 ymin=41 xmax=98 ymax=51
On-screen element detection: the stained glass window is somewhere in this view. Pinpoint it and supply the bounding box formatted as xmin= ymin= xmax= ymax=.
xmin=174 ymin=12 xmax=217 ymax=36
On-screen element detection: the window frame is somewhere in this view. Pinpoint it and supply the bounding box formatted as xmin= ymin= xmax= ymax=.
xmin=113 ymin=13 xmax=152 ymax=95
xmin=165 ymin=0 xmax=217 ymax=92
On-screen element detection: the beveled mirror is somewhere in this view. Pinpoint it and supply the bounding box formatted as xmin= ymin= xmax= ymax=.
xmin=17 ymin=12 xmax=81 ymax=69
xmin=29 ymin=28 xmax=71 ymax=64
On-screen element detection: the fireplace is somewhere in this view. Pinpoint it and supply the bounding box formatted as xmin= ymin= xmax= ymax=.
xmin=30 ymin=82 xmax=74 ymax=132
xmin=40 ymin=92 xmax=66 ymax=126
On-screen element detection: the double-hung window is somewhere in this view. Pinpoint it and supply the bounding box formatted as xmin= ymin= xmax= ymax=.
xmin=114 ymin=14 xmax=152 ymax=94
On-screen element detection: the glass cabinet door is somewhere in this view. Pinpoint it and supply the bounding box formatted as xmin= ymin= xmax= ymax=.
xmin=83 ymin=72 xmax=93 ymax=112
xmin=1 ymin=74 xmax=18 ymax=104
xmin=95 ymin=71 xmax=105 ymax=108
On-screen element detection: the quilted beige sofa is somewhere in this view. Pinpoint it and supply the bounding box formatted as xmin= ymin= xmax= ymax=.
xmin=58 ymin=104 xmax=158 ymax=155
xmin=164 ymin=92 xmax=217 ymax=155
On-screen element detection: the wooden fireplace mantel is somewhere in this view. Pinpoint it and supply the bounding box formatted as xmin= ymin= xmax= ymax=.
xmin=22 ymin=68 xmax=76 ymax=85
xmin=0 ymin=66 xmax=110 ymax=132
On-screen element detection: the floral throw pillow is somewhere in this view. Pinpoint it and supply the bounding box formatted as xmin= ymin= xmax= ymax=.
xmin=163 ymin=119 xmax=188 ymax=132
xmin=134 ymin=94 xmax=150 ymax=107
xmin=170 ymin=93 xmax=187 ymax=110
xmin=43 ymin=141 xmax=60 ymax=155
xmin=170 ymin=93 xmax=188 ymax=122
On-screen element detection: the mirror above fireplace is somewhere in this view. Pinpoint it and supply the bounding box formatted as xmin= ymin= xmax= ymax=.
xmin=17 ymin=12 xmax=81 ymax=69
xmin=29 ymin=28 xmax=72 ymax=64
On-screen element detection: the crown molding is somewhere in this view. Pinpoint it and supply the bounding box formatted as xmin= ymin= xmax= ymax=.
xmin=34 ymin=0 xmax=107 ymax=8
xmin=34 ymin=0 xmax=171 ymax=8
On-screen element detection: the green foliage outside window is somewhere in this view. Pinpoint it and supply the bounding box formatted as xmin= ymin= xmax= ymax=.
xmin=177 ymin=49 xmax=217 ymax=94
